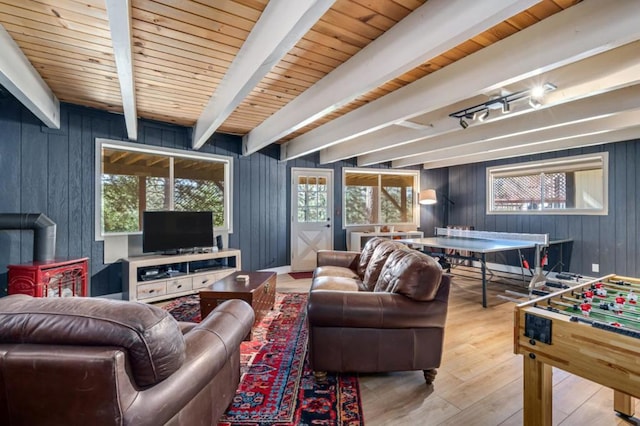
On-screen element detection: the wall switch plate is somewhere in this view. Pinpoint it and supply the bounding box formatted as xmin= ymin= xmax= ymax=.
xmin=592 ymin=263 xmax=599 ymax=273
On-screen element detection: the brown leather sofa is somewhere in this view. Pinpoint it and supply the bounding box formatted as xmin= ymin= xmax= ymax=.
xmin=307 ymin=237 xmax=450 ymax=384
xmin=0 ymin=294 xmax=254 ymax=426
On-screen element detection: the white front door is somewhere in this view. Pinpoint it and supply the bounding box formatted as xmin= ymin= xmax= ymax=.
xmin=291 ymin=168 xmax=333 ymax=271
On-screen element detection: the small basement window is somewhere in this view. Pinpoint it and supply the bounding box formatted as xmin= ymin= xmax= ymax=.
xmin=487 ymin=153 xmax=608 ymax=215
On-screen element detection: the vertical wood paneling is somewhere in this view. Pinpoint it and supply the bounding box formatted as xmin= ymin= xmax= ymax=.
xmin=0 ymin=97 xmax=22 ymax=295
xmin=632 ymin=142 xmax=640 ymax=273
xmin=448 ymin=140 xmax=640 ymax=277
xmin=20 ymin=109 xmax=48 ymax=263
xmin=3 ymin=94 xmax=640 ymax=295
xmin=80 ymin=114 xmax=93 ymax=261
xmin=614 ymin=143 xmax=628 ymax=273
xmin=0 ymin=99 xmax=291 ymax=296
xmin=68 ymin=111 xmax=83 ymax=259
xmin=48 ymin=128 xmax=70 ymax=258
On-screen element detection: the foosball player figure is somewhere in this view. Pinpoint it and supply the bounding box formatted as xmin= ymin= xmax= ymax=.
xmin=613 ymin=295 xmax=625 ymax=315
xmin=594 ymin=282 xmax=607 ymax=298
xmin=583 ymin=289 xmax=594 ymax=304
xmin=580 ymin=302 xmax=592 ymax=317
xmin=628 ymin=290 xmax=637 ymax=310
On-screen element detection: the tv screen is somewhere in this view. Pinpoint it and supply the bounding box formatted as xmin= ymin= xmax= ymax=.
xmin=142 ymin=211 xmax=214 ymax=254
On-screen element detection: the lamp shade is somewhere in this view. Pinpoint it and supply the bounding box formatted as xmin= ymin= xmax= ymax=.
xmin=419 ymin=189 xmax=437 ymax=205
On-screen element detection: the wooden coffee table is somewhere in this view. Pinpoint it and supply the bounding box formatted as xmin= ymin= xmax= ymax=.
xmin=199 ymin=271 xmax=276 ymax=339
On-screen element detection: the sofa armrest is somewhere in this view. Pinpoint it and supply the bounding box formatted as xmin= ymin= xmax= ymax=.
xmin=317 ymin=250 xmax=361 ymax=269
xmin=308 ymin=276 xmax=450 ymax=329
xmin=124 ymin=299 xmax=254 ymax=425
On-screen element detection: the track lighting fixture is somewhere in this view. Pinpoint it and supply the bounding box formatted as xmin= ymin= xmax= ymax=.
xmin=529 ymin=97 xmax=542 ymax=109
xmin=501 ymin=99 xmax=510 ymax=114
xmin=449 ymin=82 xmax=557 ymax=128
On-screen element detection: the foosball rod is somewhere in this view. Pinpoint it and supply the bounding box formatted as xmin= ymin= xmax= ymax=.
xmin=601 ymin=280 xmax=640 ymax=292
xmin=549 ymin=297 xmax=640 ymax=325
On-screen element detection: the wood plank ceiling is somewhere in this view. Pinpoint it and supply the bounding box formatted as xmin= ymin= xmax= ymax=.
xmin=1 ymin=0 xmax=639 ymax=169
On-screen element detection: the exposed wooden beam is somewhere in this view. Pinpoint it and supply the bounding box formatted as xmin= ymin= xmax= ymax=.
xmin=193 ymin=0 xmax=336 ymax=151
xmin=322 ymin=41 xmax=640 ymax=164
xmin=0 ymin=24 xmax=59 ymax=128
xmin=242 ymin=0 xmax=538 ymax=157
xmin=410 ymin=109 xmax=640 ymax=166
xmin=105 ymin=0 xmax=137 ymax=141
xmin=282 ymin=0 xmax=640 ymax=161
xmin=390 ymin=84 xmax=640 ymax=167
xmin=420 ymin=125 xmax=640 ymax=170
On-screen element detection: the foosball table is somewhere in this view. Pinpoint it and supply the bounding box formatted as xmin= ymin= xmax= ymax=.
xmin=514 ymin=273 xmax=640 ymax=425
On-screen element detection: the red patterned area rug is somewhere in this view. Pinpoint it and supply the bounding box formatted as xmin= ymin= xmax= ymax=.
xmin=162 ymin=293 xmax=364 ymax=426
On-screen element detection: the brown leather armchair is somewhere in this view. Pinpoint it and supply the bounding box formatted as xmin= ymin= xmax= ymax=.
xmin=307 ymin=238 xmax=450 ymax=384
xmin=0 ymin=294 xmax=254 ymax=426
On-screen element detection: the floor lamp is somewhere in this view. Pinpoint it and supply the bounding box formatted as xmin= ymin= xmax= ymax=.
xmin=419 ymin=189 xmax=454 ymax=227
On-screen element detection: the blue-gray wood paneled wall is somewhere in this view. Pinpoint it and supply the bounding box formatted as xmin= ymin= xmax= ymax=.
xmin=0 ymin=97 xmax=364 ymax=296
xmin=2 ymin=92 xmax=637 ymax=296
xmin=0 ymin=97 xmax=295 ymax=296
xmin=447 ymin=140 xmax=640 ymax=277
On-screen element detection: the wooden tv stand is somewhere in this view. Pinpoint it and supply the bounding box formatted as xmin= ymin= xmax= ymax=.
xmin=122 ymin=249 xmax=241 ymax=303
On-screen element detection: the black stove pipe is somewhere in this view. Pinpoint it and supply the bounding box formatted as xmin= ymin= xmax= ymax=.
xmin=0 ymin=213 xmax=56 ymax=261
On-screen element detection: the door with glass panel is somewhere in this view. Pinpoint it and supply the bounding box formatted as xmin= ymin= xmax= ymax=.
xmin=291 ymin=168 xmax=333 ymax=271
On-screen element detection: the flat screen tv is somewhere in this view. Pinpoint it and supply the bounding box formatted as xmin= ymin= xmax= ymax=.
xmin=142 ymin=211 xmax=214 ymax=254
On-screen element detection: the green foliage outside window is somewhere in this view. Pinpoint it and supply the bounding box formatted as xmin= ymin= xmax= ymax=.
xmin=103 ymin=175 xmax=139 ymax=233
xmin=343 ymin=169 xmax=418 ymax=226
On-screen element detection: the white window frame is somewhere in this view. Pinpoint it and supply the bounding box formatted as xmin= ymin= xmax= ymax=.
xmin=342 ymin=167 xmax=420 ymax=228
xmin=486 ymin=152 xmax=608 ymax=215
xmin=95 ymin=138 xmax=233 ymax=240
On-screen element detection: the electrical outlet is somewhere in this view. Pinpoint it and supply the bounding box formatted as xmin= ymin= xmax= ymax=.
xmin=592 ymin=263 xmax=599 ymax=273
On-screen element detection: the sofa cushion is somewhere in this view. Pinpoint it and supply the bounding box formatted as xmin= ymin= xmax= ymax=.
xmin=0 ymin=294 xmax=185 ymax=387
xmin=374 ymin=249 xmax=443 ymax=302
xmin=311 ymin=276 xmax=361 ymax=291
xmin=314 ymin=265 xmax=360 ymax=280
xmin=356 ymin=237 xmax=387 ymax=278
xmin=362 ymin=240 xmax=408 ymax=290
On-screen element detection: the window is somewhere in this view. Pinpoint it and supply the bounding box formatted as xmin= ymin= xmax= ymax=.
xmin=297 ymin=175 xmax=328 ymax=223
xmin=95 ymin=139 xmax=233 ymax=238
xmin=343 ymin=168 xmax=419 ymax=227
xmin=487 ymin=153 xmax=608 ymax=215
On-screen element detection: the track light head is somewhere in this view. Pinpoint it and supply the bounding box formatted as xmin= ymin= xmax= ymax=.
xmin=529 ymin=97 xmax=542 ymax=109
xmin=530 ymin=85 xmax=545 ymax=99
xmin=459 ymin=117 xmax=469 ymax=129
xmin=501 ymin=99 xmax=510 ymax=114
xmin=478 ymin=109 xmax=490 ymax=122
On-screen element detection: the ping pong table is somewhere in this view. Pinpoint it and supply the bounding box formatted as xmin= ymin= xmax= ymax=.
xmin=399 ymin=228 xmax=552 ymax=308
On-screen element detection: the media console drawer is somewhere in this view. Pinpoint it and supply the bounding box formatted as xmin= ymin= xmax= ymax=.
xmin=137 ymin=281 xmax=167 ymax=300
xmin=167 ymin=277 xmax=192 ymax=294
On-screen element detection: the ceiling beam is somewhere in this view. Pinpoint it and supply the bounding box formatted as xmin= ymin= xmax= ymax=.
xmin=282 ymin=0 xmax=640 ymax=161
xmin=273 ymin=0 xmax=540 ymax=160
xmin=389 ymin=84 xmax=640 ymax=168
xmin=413 ymin=109 xmax=640 ymax=165
xmin=192 ymin=0 xmax=335 ymax=151
xmin=322 ymin=41 xmax=640 ymax=164
xmin=0 ymin=24 xmax=59 ymax=128
xmin=105 ymin=0 xmax=137 ymax=141
xmin=420 ymin=125 xmax=640 ymax=170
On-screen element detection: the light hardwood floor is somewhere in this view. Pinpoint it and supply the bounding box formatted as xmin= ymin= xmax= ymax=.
xmin=276 ymin=271 xmax=640 ymax=426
